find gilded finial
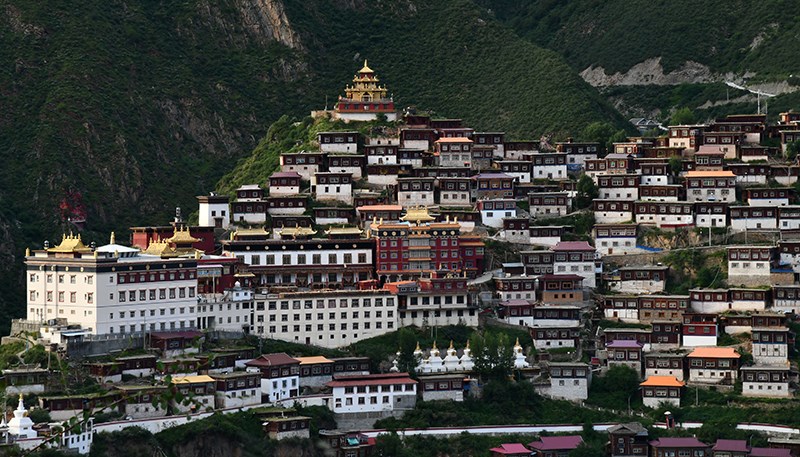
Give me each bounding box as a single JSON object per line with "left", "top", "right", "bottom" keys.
{"left": 465, "top": 340, "right": 470, "bottom": 349}
{"left": 25, "top": 247, "right": 30, "bottom": 257}
{"left": 449, "top": 340, "right": 454, "bottom": 350}
{"left": 110, "top": 231, "right": 116, "bottom": 244}
{"left": 415, "top": 342, "right": 420, "bottom": 352}
{"left": 515, "top": 337, "right": 520, "bottom": 346}
{"left": 432, "top": 341, "right": 437, "bottom": 350}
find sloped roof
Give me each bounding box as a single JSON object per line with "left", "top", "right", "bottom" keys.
{"left": 528, "top": 436, "right": 583, "bottom": 451}
{"left": 489, "top": 443, "right": 531, "bottom": 455}
{"left": 687, "top": 347, "right": 740, "bottom": 359}
{"left": 245, "top": 353, "right": 300, "bottom": 367}
{"left": 640, "top": 376, "right": 685, "bottom": 388}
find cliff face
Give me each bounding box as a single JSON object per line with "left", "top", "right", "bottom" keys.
{"left": 0, "top": 0, "right": 624, "bottom": 332}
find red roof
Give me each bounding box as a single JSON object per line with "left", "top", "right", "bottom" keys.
{"left": 750, "top": 448, "right": 792, "bottom": 457}
{"left": 529, "top": 436, "right": 583, "bottom": 451}
{"left": 537, "top": 274, "right": 584, "bottom": 281}
{"left": 327, "top": 372, "right": 416, "bottom": 388}
{"left": 713, "top": 440, "right": 749, "bottom": 453}
{"left": 490, "top": 443, "right": 531, "bottom": 455}
{"left": 245, "top": 353, "right": 300, "bottom": 367}
{"left": 270, "top": 171, "right": 302, "bottom": 179}
{"left": 651, "top": 438, "right": 708, "bottom": 448}
{"left": 552, "top": 241, "right": 595, "bottom": 251}
{"left": 607, "top": 340, "right": 643, "bottom": 349}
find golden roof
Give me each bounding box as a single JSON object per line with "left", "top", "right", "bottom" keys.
{"left": 277, "top": 226, "right": 317, "bottom": 237}
{"left": 166, "top": 226, "right": 200, "bottom": 245}
{"left": 48, "top": 233, "right": 92, "bottom": 254}
{"left": 325, "top": 226, "right": 363, "bottom": 235}
{"left": 234, "top": 227, "right": 271, "bottom": 237}
{"left": 143, "top": 239, "right": 176, "bottom": 257}
{"left": 359, "top": 59, "right": 374, "bottom": 73}
{"left": 401, "top": 206, "right": 435, "bottom": 223}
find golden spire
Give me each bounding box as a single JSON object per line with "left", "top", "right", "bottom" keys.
{"left": 25, "top": 247, "right": 30, "bottom": 257}
{"left": 465, "top": 340, "right": 470, "bottom": 349}
{"left": 110, "top": 231, "right": 116, "bottom": 244}
{"left": 360, "top": 59, "right": 373, "bottom": 73}
{"left": 432, "top": 341, "right": 437, "bottom": 350}
{"left": 514, "top": 337, "right": 521, "bottom": 347}
{"left": 449, "top": 340, "right": 454, "bottom": 350}
{"left": 415, "top": 342, "right": 420, "bottom": 352}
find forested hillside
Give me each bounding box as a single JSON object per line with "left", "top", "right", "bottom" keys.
{"left": 479, "top": 0, "right": 800, "bottom": 79}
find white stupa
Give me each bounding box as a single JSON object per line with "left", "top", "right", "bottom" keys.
{"left": 428, "top": 341, "right": 444, "bottom": 372}
{"left": 513, "top": 338, "right": 530, "bottom": 370}
{"left": 420, "top": 356, "right": 432, "bottom": 373}
{"left": 8, "top": 394, "right": 37, "bottom": 439}
{"left": 443, "top": 340, "right": 461, "bottom": 371}
{"left": 459, "top": 340, "right": 474, "bottom": 371}
{"left": 413, "top": 342, "right": 423, "bottom": 361}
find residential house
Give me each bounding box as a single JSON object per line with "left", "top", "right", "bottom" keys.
{"left": 640, "top": 376, "right": 684, "bottom": 408}
{"left": 687, "top": 347, "right": 740, "bottom": 385}
{"left": 245, "top": 353, "right": 301, "bottom": 403}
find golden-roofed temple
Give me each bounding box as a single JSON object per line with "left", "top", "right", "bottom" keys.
{"left": 400, "top": 206, "right": 436, "bottom": 223}
{"left": 276, "top": 225, "right": 317, "bottom": 240}
{"left": 47, "top": 233, "right": 93, "bottom": 255}
{"left": 332, "top": 60, "right": 397, "bottom": 122}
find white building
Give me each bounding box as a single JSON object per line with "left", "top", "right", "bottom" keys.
{"left": 197, "top": 194, "right": 230, "bottom": 229}
{"left": 435, "top": 137, "right": 474, "bottom": 167}
{"left": 593, "top": 224, "right": 639, "bottom": 256}
{"left": 252, "top": 289, "right": 398, "bottom": 348}
{"left": 543, "top": 363, "right": 591, "bottom": 402}
{"left": 478, "top": 199, "right": 517, "bottom": 228}
{"left": 328, "top": 373, "right": 417, "bottom": 414}
{"left": 729, "top": 206, "right": 777, "bottom": 233}
{"left": 397, "top": 177, "right": 435, "bottom": 208}
{"left": 318, "top": 131, "right": 360, "bottom": 153}
{"left": 245, "top": 353, "right": 300, "bottom": 403}
{"left": 593, "top": 200, "right": 634, "bottom": 224}
{"left": 597, "top": 175, "right": 640, "bottom": 200}
{"left": 741, "top": 365, "right": 791, "bottom": 398}
{"left": 211, "top": 371, "right": 262, "bottom": 409}
{"left": 170, "top": 375, "right": 216, "bottom": 413}
{"left": 280, "top": 151, "right": 326, "bottom": 181}
{"left": 685, "top": 170, "right": 736, "bottom": 203}
{"left": 727, "top": 246, "right": 774, "bottom": 287}
{"left": 25, "top": 234, "right": 199, "bottom": 336}
{"left": 314, "top": 172, "right": 353, "bottom": 205}
{"left": 552, "top": 241, "right": 596, "bottom": 288}
{"left": 438, "top": 177, "right": 472, "bottom": 207}
{"left": 751, "top": 327, "right": 790, "bottom": 365}
{"left": 687, "top": 347, "right": 740, "bottom": 385}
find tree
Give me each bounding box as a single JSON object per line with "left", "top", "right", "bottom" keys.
{"left": 581, "top": 121, "right": 629, "bottom": 156}
{"left": 669, "top": 156, "right": 683, "bottom": 177}
{"left": 587, "top": 365, "right": 641, "bottom": 410}
{"left": 570, "top": 443, "right": 607, "bottom": 457}
{"left": 28, "top": 408, "right": 51, "bottom": 424}
{"left": 670, "top": 107, "right": 696, "bottom": 126}
{"left": 396, "top": 327, "right": 419, "bottom": 375}
{"left": 575, "top": 174, "right": 598, "bottom": 210}
{"left": 471, "top": 331, "right": 514, "bottom": 382}
{"left": 786, "top": 140, "right": 800, "bottom": 162}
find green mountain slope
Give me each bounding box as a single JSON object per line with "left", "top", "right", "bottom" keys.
{"left": 479, "top": 0, "right": 800, "bottom": 78}
{"left": 0, "top": 0, "right": 624, "bottom": 332}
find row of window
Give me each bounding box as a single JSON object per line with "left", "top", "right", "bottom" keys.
{"left": 29, "top": 273, "right": 96, "bottom": 284}
{"left": 245, "top": 253, "right": 368, "bottom": 266}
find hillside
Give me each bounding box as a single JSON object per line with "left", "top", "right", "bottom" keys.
{"left": 0, "top": 0, "right": 625, "bottom": 331}
{"left": 479, "top": 0, "right": 800, "bottom": 81}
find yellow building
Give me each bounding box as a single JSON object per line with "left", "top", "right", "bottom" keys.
{"left": 333, "top": 60, "right": 397, "bottom": 122}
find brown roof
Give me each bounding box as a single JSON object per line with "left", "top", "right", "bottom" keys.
{"left": 245, "top": 353, "right": 300, "bottom": 367}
